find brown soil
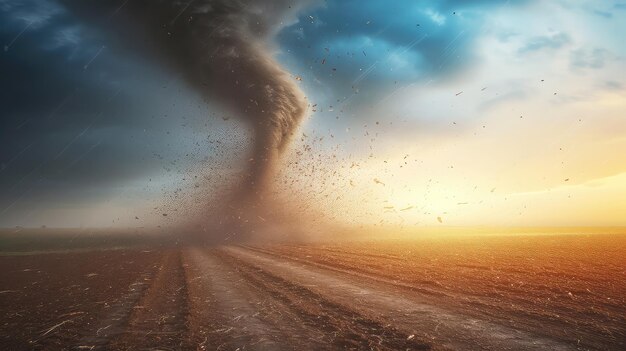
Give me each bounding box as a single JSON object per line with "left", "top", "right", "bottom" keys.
{"left": 0, "top": 234, "right": 623, "bottom": 350}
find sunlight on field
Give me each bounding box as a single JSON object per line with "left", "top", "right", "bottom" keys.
{"left": 328, "top": 225, "right": 626, "bottom": 243}
{"left": 260, "top": 233, "right": 626, "bottom": 349}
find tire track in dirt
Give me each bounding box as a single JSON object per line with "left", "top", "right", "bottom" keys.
{"left": 72, "top": 270, "right": 156, "bottom": 350}
{"left": 71, "top": 250, "right": 190, "bottom": 350}
{"left": 224, "top": 246, "right": 577, "bottom": 351}
{"left": 213, "top": 249, "right": 437, "bottom": 351}
{"left": 242, "top": 245, "right": 451, "bottom": 298}
{"left": 108, "top": 250, "right": 191, "bottom": 350}
{"left": 183, "top": 247, "right": 433, "bottom": 350}
{"left": 245, "top": 245, "right": 622, "bottom": 350}
{"left": 184, "top": 248, "right": 324, "bottom": 350}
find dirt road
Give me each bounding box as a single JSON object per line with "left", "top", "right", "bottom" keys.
{"left": 1, "top": 243, "right": 622, "bottom": 350}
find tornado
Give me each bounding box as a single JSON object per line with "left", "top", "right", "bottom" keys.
{"left": 147, "top": 0, "right": 309, "bottom": 197}
{"left": 177, "top": 1, "right": 308, "bottom": 192}
{"left": 143, "top": 0, "right": 312, "bottom": 236}
{"left": 61, "top": 0, "right": 311, "bottom": 236}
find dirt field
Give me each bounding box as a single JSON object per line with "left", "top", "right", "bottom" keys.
{"left": 0, "top": 233, "right": 624, "bottom": 350}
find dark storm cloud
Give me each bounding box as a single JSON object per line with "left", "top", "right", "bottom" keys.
{"left": 0, "top": 0, "right": 182, "bottom": 218}
{"left": 277, "top": 0, "right": 528, "bottom": 108}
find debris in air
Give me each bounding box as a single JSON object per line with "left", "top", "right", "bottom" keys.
{"left": 41, "top": 320, "right": 73, "bottom": 337}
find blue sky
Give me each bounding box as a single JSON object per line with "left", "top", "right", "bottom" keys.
{"left": 1, "top": 0, "right": 625, "bottom": 227}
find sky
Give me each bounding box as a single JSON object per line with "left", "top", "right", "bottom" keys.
{"left": 1, "top": 0, "right": 625, "bottom": 228}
